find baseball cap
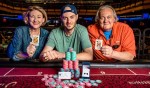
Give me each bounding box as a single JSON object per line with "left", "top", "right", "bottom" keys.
{"left": 61, "top": 4, "right": 77, "bottom": 15}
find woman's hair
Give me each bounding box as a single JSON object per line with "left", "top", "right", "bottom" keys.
{"left": 23, "top": 6, "right": 47, "bottom": 26}
{"left": 95, "top": 5, "right": 118, "bottom": 23}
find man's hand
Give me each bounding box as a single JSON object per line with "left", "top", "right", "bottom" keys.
{"left": 101, "top": 45, "right": 113, "bottom": 58}
{"left": 40, "top": 50, "right": 65, "bottom": 62}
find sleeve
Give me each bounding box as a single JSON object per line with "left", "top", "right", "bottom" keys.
{"left": 45, "top": 30, "right": 56, "bottom": 48}
{"left": 122, "top": 25, "right": 136, "bottom": 56}
{"left": 6, "top": 27, "right": 24, "bottom": 61}
{"left": 80, "top": 26, "right": 92, "bottom": 49}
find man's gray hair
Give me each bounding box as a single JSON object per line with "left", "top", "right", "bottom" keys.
{"left": 95, "top": 5, "right": 118, "bottom": 22}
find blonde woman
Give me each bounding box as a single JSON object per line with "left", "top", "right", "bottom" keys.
{"left": 7, "top": 6, "right": 49, "bottom": 61}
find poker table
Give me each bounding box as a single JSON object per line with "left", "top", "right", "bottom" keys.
{"left": 0, "top": 59, "right": 150, "bottom": 88}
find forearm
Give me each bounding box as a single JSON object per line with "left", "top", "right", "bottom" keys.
{"left": 111, "top": 51, "right": 134, "bottom": 61}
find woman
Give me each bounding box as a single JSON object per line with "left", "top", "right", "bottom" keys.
{"left": 7, "top": 6, "right": 49, "bottom": 61}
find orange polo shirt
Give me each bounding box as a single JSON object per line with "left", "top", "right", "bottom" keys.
{"left": 87, "top": 22, "right": 136, "bottom": 61}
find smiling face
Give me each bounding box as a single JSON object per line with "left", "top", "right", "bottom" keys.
{"left": 98, "top": 8, "right": 115, "bottom": 31}
{"left": 28, "top": 10, "right": 45, "bottom": 29}
{"left": 61, "top": 12, "right": 78, "bottom": 31}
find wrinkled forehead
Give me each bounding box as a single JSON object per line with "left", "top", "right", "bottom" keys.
{"left": 99, "top": 8, "right": 114, "bottom": 16}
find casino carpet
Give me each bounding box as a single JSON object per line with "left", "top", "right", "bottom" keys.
{"left": 0, "top": 68, "right": 149, "bottom": 88}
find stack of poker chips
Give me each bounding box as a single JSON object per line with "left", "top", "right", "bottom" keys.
{"left": 61, "top": 48, "right": 80, "bottom": 78}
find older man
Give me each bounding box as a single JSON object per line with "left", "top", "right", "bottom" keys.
{"left": 88, "top": 5, "right": 136, "bottom": 62}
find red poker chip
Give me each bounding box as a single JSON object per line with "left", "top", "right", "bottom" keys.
{"left": 86, "top": 82, "right": 92, "bottom": 87}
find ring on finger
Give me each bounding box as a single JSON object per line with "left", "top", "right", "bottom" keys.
{"left": 30, "top": 52, "right": 33, "bottom": 54}
{"left": 44, "top": 56, "right": 49, "bottom": 61}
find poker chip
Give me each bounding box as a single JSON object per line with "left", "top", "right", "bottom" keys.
{"left": 60, "top": 82, "right": 66, "bottom": 86}
{"left": 70, "top": 79, "right": 75, "bottom": 83}
{"left": 60, "top": 68, "right": 65, "bottom": 72}
{"left": 100, "top": 71, "right": 105, "bottom": 74}
{"left": 63, "top": 85, "right": 69, "bottom": 88}
{"left": 73, "top": 84, "right": 79, "bottom": 88}
{"left": 53, "top": 74, "right": 58, "bottom": 79}
{"left": 71, "top": 51, "right": 76, "bottom": 61}
{"left": 86, "top": 82, "right": 92, "bottom": 87}
{"left": 56, "top": 85, "right": 62, "bottom": 88}
{"left": 79, "top": 82, "right": 85, "bottom": 86}
{"left": 49, "top": 74, "right": 53, "bottom": 78}
{"left": 44, "top": 74, "right": 49, "bottom": 78}
{"left": 37, "top": 72, "right": 43, "bottom": 75}
{"left": 67, "top": 83, "right": 73, "bottom": 87}
{"left": 90, "top": 80, "right": 95, "bottom": 83}
{"left": 92, "top": 83, "right": 98, "bottom": 86}
{"left": 48, "top": 78, "right": 54, "bottom": 82}
{"left": 79, "top": 78, "right": 84, "bottom": 82}
{"left": 74, "top": 82, "right": 79, "bottom": 85}
{"left": 66, "top": 52, "right": 71, "bottom": 60}
{"left": 68, "top": 47, "right": 73, "bottom": 52}
{"left": 69, "top": 61, "right": 73, "bottom": 69}
{"left": 63, "top": 80, "right": 69, "bottom": 84}
{"left": 78, "top": 85, "right": 84, "bottom": 88}
{"left": 96, "top": 80, "right": 102, "bottom": 83}
{"left": 74, "top": 60, "right": 79, "bottom": 69}
{"left": 70, "top": 69, "right": 75, "bottom": 78}
{"left": 45, "top": 80, "right": 49, "bottom": 86}
{"left": 56, "top": 78, "right": 61, "bottom": 84}
{"left": 75, "top": 69, "right": 80, "bottom": 78}
{"left": 41, "top": 77, "right": 47, "bottom": 81}
{"left": 83, "top": 79, "right": 90, "bottom": 82}
{"left": 63, "top": 60, "right": 69, "bottom": 70}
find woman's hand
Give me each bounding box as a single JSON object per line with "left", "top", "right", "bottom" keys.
{"left": 27, "top": 42, "right": 36, "bottom": 57}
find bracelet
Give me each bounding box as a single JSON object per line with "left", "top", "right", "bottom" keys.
{"left": 12, "top": 55, "right": 23, "bottom": 61}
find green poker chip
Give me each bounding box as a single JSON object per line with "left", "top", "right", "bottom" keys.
{"left": 66, "top": 52, "right": 71, "bottom": 60}
{"left": 90, "top": 80, "right": 95, "bottom": 83}
{"left": 70, "top": 80, "right": 75, "bottom": 83}
{"left": 53, "top": 74, "right": 58, "bottom": 79}
{"left": 96, "top": 80, "right": 102, "bottom": 83}
{"left": 71, "top": 51, "right": 76, "bottom": 61}
{"left": 92, "top": 83, "right": 98, "bottom": 86}
{"left": 56, "top": 85, "right": 62, "bottom": 88}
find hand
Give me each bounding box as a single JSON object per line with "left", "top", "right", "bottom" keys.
{"left": 101, "top": 45, "right": 113, "bottom": 58}
{"left": 41, "top": 50, "right": 65, "bottom": 62}
{"left": 27, "top": 43, "right": 36, "bottom": 57}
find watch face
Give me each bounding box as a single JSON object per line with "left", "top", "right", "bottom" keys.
{"left": 112, "top": 45, "right": 119, "bottom": 49}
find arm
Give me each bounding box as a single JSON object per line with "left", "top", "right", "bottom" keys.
{"left": 101, "top": 45, "right": 134, "bottom": 61}
{"left": 40, "top": 46, "right": 93, "bottom": 62}
{"left": 101, "top": 24, "right": 136, "bottom": 61}
{"left": 77, "top": 25, "right": 93, "bottom": 61}
{"left": 39, "top": 46, "right": 53, "bottom": 62}
{"left": 7, "top": 27, "right": 29, "bottom": 61}
{"left": 111, "top": 51, "right": 134, "bottom": 61}
{"left": 39, "top": 45, "right": 65, "bottom": 62}
{"left": 77, "top": 47, "right": 93, "bottom": 61}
